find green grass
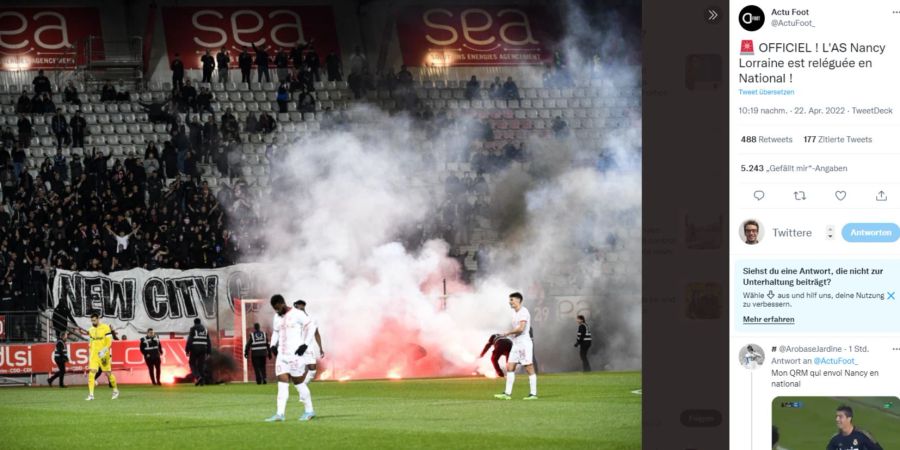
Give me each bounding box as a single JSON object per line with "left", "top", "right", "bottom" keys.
{"left": 773, "top": 396, "right": 900, "bottom": 450}
{"left": 0, "top": 372, "right": 640, "bottom": 450}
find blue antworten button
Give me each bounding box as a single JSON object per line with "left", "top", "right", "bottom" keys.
{"left": 842, "top": 223, "right": 900, "bottom": 242}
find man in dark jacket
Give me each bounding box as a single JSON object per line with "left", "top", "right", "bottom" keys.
{"left": 171, "top": 53, "right": 185, "bottom": 90}
{"left": 325, "top": 51, "right": 342, "bottom": 82}
{"left": 50, "top": 109, "right": 69, "bottom": 150}
{"left": 274, "top": 49, "right": 289, "bottom": 83}
{"left": 140, "top": 328, "right": 164, "bottom": 385}
{"left": 33, "top": 70, "right": 51, "bottom": 95}
{"left": 15, "top": 90, "right": 31, "bottom": 113}
{"left": 216, "top": 48, "right": 230, "bottom": 83}
{"left": 47, "top": 331, "right": 70, "bottom": 387}
{"left": 201, "top": 49, "right": 215, "bottom": 83}
{"left": 70, "top": 111, "right": 87, "bottom": 149}
{"left": 239, "top": 47, "right": 253, "bottom": 84}
{"left": 243, "top": 322, "right": 271, "bottom": 384}
{"left": 16, "top": 114, "right": 32, "bottom": 149}
{"left": 51, "top": 299, "right": 79, "bottom": 338}
{"left": 185, "top": 318, "right": 211, "bottom": 385}
{"left": 574, "top": 315, "right": 593, "bottom": 372}
{"left": 252, "top": 42, "right": 270, "bottom": 83}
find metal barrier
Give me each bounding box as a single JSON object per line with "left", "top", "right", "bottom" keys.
{"left": 81, "top": 36, "right": 144, "bottom": 70}
{"left": 0, "top": 311, "right": 49, "bottom": 343}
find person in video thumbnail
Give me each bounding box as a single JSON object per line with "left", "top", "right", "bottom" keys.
{"left": 743, "top": 220, "right": 759, "bottom": 245}
{"left": 827, "top": 405, "right": 883, "bottom": 450}
{"left": 741, "top": 344, "right": 763, "bottom": 369}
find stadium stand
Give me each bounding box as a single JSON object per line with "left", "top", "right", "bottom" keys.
{"left": 0, "top": 2, "right": 640, "bottom": 343}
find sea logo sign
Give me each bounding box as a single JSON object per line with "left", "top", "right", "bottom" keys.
{"left": 396, "top": 6, "right": 559, "bottom": 67}
{"left": 0, "top": 8, "right": 103, "bottom": 69}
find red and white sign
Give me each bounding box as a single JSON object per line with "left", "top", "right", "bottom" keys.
{"left": 0, "top": 337, "right": 240, "bottom": 383}
{"left": 0, "top": 340, "right": 182, "bottom": 376}
{"left": 0, "top": 8, "right": 103, "bottom": 70}
{"left": 161, "top": 6, "right": 341, "bottom": 69}
{"left": 0, "top": 315, "right": 5, "bottom": 339}
{"left": 396, "top": 6, "right": 558, "bottom": 67}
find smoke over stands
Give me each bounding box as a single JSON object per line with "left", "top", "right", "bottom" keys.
{"left": 232, "top": 2, "right": 640, "bottom": 379}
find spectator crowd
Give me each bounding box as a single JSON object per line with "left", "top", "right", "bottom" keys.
{"left": 2, "top": 42, "right": 570, "bottom": 322}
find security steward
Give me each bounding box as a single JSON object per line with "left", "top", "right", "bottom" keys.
{"left": 575, "top": 315, "right": 593, "bottom": 372}
{"left": 243, "top": 323, "right": 271, "bottom": 384}
{"left": 47, "top": 331, "right": 69, "bottom": 387}
{"left": 185, "top": 318, "right": 211, "bottom": 386}
{"left": 140, "top": 328, "right": 164, "bottom": 385}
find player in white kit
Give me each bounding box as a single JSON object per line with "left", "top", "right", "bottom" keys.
{"left": 742, "top": 344, "right": 763, "bottom": 369}
{"left": 494, "top": 292, "right": 538, "bottom": 400}
{"left": 293, "top": 300, "right": 324, "bottom": 407}
{"left": 265, "top": 295, "right": 318, "bottom": 422}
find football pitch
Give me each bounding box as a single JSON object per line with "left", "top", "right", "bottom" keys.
{"left": 0, "top": 371, "right": 640, "bottom": 449}
{"left": 772, "top": 396, "right": 900, "bottom": 450}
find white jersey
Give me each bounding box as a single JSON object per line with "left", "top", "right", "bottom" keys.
{"left": 743, "top": 350, "right": 762, "bottom": 368}
{"left": 510, "top": 306, "right": 532, "bottom": 345}
{"left": 298, "top": 310, "right": 320, "bottom": 363}
{"left": 270, "top": 307, "right": 314, "bottom": 355}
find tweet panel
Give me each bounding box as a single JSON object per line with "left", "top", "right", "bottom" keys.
{"left": 730, "top": 1, "right": 900, "bottom": 448}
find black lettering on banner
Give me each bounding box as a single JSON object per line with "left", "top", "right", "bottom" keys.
{"left": 194, "top": 276, "right": 218, "bottom": 318}
{"left": 57, "top": 274, "right": 77, "bottom": 314}
{"left": 227, "top": 271, "right": 249, "bottom": 307}
{"left": 143, "top": 278, "right": 169, "bottom": 320}
{"left": 82, "top": 277, "right": 104, "bottom": 315}
{"left": 107, "top": 278, "right": 136, "bottom": 320}
{"left": 173, "top": 278, "right": 198, "bottom": 318}
{"left": 101, "top": 278, "right": 112, "bottom": 316}
{"left": 165, "top": 279, "right": 182, "bottom": 318}
{"left": 73, "top": 273, "right": 84, "bottom": 315}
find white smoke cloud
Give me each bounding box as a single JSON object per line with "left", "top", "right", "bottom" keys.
{"left": 234, "top": 1, "right": 641, "bottom": 377}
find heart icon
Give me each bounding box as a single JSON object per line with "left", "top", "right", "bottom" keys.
{"left": 835, "top": 191, "right": 847, "bottom": 201}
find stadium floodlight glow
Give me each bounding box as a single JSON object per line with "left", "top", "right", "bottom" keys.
{"left": 3, "top": 60, "right": 31, "bottom": 71}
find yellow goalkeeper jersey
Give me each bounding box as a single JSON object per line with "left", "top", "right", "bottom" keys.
{"left": 89, "top": 323, "right": 113, "bottom": 356}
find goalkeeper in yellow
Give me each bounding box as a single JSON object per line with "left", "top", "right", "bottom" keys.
{"left": 87, "top": 312, "right": 119, "bottom": 400}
